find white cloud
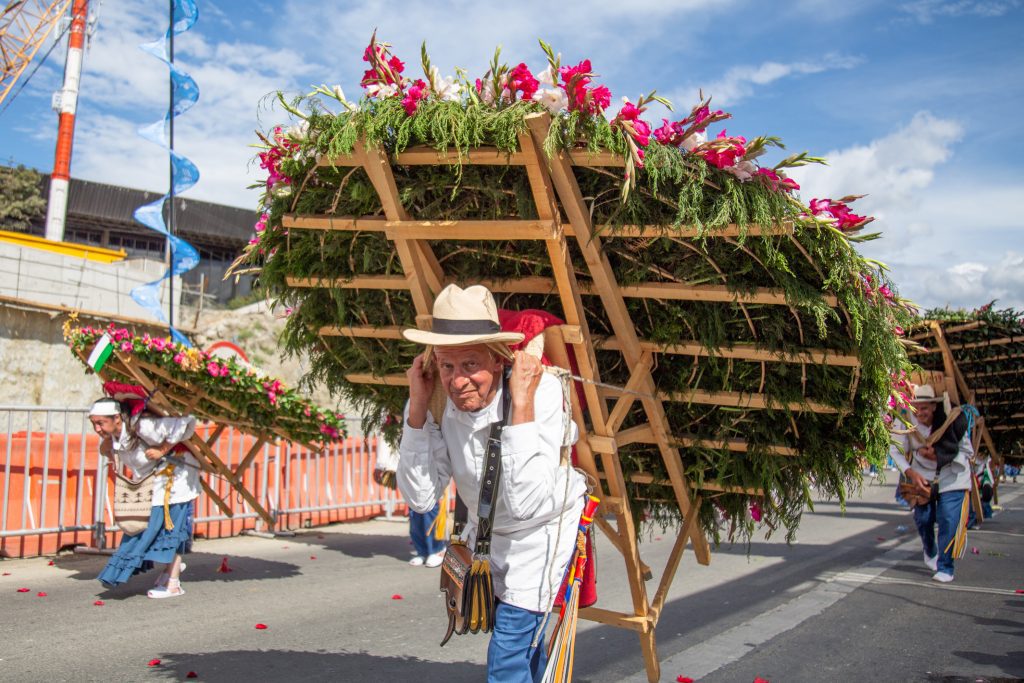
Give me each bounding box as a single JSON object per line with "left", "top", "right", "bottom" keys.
{"left": 789, "top": 111, "right": 964, "bottom": 219}
{"left": 693, "top": 53, "right": 863, "bottom": 106}
{"left": 899, "top": 0, "right": 1020, "bottom": 23}
{"left": 788, "top": 113, "right": 1024, "bottom": 310}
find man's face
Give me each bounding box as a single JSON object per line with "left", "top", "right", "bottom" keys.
{"left": 912, "top": 401, "right": 936, "bottom": 426}
{"left": 89, "top": 414, "right": 121, "bottom": 438}
{"left": 433, "top": 345, "right": 503, "bottom": 413}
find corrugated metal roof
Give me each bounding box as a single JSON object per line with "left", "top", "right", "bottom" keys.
{"left": 43, "top": 175, "right": 255, "bottom": 245}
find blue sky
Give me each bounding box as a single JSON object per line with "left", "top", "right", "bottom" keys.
{"left": 1, "top": 0, "right": 1021, "bottom": 309}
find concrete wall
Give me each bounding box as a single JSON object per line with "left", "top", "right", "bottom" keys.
{"left": 0, "top": 241, "right": 181, "bottom": 319}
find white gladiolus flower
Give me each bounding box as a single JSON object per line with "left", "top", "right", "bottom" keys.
{"left": 681, "top": 131, "right": 707, "bottom": 152}
{"left": 536, "top": 64, "right": 558, "bottom": 87}
{"left": 533, "top": 87, "right": 568, "bottom": 114}
{"left": 286, "top": 120, "right": 309, "bottom": 142}
{"left": 332, "top": 85, "right": 346, "bottom": 101}
{"left": 430, "top": 66, "right": 462, "bottom": 101}
{"left": 723, "top": 159, "right": 756, "bottom": 181}
{"left": 366, "top": 83, "right": 399, "bottom": 98}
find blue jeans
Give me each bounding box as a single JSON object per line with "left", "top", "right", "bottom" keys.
{"left": 486, "top": 601, "right": 547, "bottom": 683}
{"left": 913, "top": 489, "right": 966, "bottom": 576}
{"left": 409, "top": 503, "right": 445, "bottom": 558}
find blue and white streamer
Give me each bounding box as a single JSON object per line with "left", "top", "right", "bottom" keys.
{"left": 130, "top": 0, "right": 201, "bottom": 346}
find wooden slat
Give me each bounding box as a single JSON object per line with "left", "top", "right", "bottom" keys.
{"left": 286, "top": 275, "right": 409, "bottom": 290}
{"left": 394, "top": 145, "right": 525, "bottom": 166}
{"left": 597, "top": 337, "right": 860, "bottom": 367}
{"left": 318, "top": 325, "right": 404, "bottom": 339}
{"left": 619, "top": 282, "right": 839, "bottom": 307}
{"left": 596, "top": 384, "right": 843, "bottom": 414}
{"left": 608, "top": 428, "right": 799, "bottom": 457}
{"left": 281, "top": 215, "right": 388, "bottom": 231}
{"left": 576, "top": 607, "right": 650, "bottom": 632}
{"left": 627, "top": 473, "right": 766, "bottom": 496}
{"left": 345, "top": 373, "right": 409, "bottom": 386}
{"left": 567, "top": 150, "right": 627, "bottom": 168}
{"left": 910, "top": 320, "right": 984, "bottom": 340}
{"left": 911, "top": 335, "right": 1023, "bottom": 355}
{"left": 282, "top": 212, "right": 793, "bottom": 240}
{"left": 385, "top": 219, "right": 558, "bottom": 241}
{"left": 648, "top": 495, "right": 701, "bottom": 624}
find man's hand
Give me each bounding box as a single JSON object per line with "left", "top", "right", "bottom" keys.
{"left": 144, "top": 444, "right": 169, "bottom": 461}
{"left": 905, "top": 467, "right": 929, "bottom": 490}
{"left": 508, "top": 350, "right": 542, "bottom": 425}
{"left": 406, "top": 353, "right": 435, "bottom": 429}
{"left": 917, "top": 444, "right": 937, "bottom": 461}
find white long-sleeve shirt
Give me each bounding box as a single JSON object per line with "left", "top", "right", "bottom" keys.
{"left": 113, "top": 416, "right": 200, "bottom": 506}
{"left": 889, "top": 413, "right": 973, "bottom": 493}
{"left": 398, "top": 372, "right": 587, "bottom": 612}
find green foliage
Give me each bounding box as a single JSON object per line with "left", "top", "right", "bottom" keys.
{"left": 0, "top": 164, "right": 46, "bottom": 231}
{"left": 236, "top": 93, "right": 915, "bottom": 544}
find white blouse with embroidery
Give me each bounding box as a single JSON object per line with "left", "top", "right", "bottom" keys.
{"left": 112, "top": 416, "right": 200, "bottom": 506}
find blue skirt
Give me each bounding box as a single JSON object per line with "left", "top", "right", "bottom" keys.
{"left": 97, "top": 502, "right": 194, "bottom": 588}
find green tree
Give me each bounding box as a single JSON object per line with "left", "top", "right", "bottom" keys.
{"left": 0, "top": 164, "right": 46, "bottom": 231}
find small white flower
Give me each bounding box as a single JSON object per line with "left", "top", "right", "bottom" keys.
{"left": 536, "top": 62, "right": 559, "bottom": 87}
{"left": 681, "top": 131, "right": 706, "bottom": 152}
{"left": 332, "top": 85, "right": 346, "bottom": 101}
{"left": 286, "top": 120, "right": 309, "bottom": 142}
{"left": 533, "top": 87, "right": 568, "bottom": 114}
{"left": 723, "top": 159, "right": 756, "bottom": 182}
{"left": 430, "top": 66, "right": 462, "bottom": 102}
{"left": 366, "top": 82, "right": 399, "bottom": 98}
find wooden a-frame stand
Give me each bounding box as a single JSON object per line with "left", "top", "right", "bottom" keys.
{"left": 910, "top": 321, "right": 1006, "bottom": 513}
{"left": 75, "top": 346, "right": 283, "bottom": 529}
{"left": 285, "top": 112, "right": 864, "bottom": 681}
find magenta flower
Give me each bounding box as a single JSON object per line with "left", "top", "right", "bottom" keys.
{"left": 506, "top": 63, "right": 539, "bottom": 102}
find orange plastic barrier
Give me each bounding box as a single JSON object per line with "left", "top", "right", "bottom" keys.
{"left": 1, "top": 427, "right": 402, "bottom": 559}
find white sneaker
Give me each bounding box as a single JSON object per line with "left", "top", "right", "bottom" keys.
{"left": 932, "top": 571, "right": 954, "bottom": 583}
{"left": 408, "top": 556, "right": 425, "bottom": 566}
{"left": 923, "top": 551, "right": 938, "bottom": 571}
{"left": 424, "top": 551, "right": 445, "bottom": 568}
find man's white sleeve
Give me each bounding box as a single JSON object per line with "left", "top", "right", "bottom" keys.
{"left": 889, "top": 430, "right": 911, "bottom": 474}
{"left": 500, "top": 374, "right": 579, "bottom": 521}
{"left": 397, "top": 402, "right": 451, "bottom": 513}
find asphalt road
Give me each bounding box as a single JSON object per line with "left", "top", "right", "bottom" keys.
{"left": 2, "top": 479, "right": 1021, "bottom": 683}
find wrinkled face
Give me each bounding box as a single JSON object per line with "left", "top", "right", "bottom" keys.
{"left": 912, "top": 401, "right": 936, "bottom": 426}
{"left": 89, "top": 414, "right": 122, "bottom": 438}
{"left": 433, "top": 345, "right": 503, "bottom": 413}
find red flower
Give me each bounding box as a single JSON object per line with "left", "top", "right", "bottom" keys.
{"left": 255, "top": 623, "right": 268, "bottom": 630}
{"left": 37, "top": 592, "right": 47, "bottom": 597}
{"left": 507, "top": 63, "right": 539, "bottom": 101}
{"left": 676, "top": 677, "right": 695, "bottom": 682}
{"left": 753, "top": 678, "right": 770, "bottom": 683}
{"left": 94, "top": 600, "right": 105, "bottom": 606}
{"left": 187, "top": 673, "right": 199, "bottom": 679}
{"left": 217, "top": 557, "right": 233, "bottom": 573}
{"left": 310, "top": 556, "right": 317, "bottom": 560}
{"left": 401, "top": 79, "right": 429, "bottom": 115}
{"left": 148, "top": 659, "right": 162, "bottom": 667}
{"left": 48, "top": 560, "right": 55, "bottom": 566}
{"left": 17, "top": 587, "right": 30, "bottom": 592}
{"left": 391, "top": 594, "right": 403, "bottom": 600}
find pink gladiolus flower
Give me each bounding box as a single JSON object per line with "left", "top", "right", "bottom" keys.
{"left": 401, "top": 79, "right": 429, "bottom": 115}
{"left": 654, "top": 119, "right": 675, "bottom": 146}
{"left": 750, "top": 501, "right": 763, "bottom": 522}
{"left": 206, "top": 361, "right": 222, "bottom": 377}
{"left": 506, "top": 63, "right": 538, "bottom": 102}
{"left": 120, "top": 341, "right": 132, "bottom": 352}
{"left": 756, "top": 167, "right": 800, "bottom": 193}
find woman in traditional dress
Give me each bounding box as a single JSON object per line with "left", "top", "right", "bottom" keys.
{"left": 88, "top": 396, "right": 199, "bottom": 598}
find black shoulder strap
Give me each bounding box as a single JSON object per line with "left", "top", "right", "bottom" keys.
{"left": 450, "top": 368, "right": 512, "bottom": 553}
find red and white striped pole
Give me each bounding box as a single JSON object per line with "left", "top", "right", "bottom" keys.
{"left": 44, "top": 0, "right": 89, "bottom": 243}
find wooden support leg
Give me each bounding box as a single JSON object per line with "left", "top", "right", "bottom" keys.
{"left": 639, "top": 629, "right": 661, "bottom": 683}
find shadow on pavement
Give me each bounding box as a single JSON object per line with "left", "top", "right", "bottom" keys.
{"left": 281, "top": 529, "right": 416, "bottom": 562}
{"left": 152, "top": 649, "right": 486, "bottom": 683}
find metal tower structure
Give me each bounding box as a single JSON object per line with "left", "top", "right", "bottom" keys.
{"left": 0, "top": 0, "right": 71, "bottom": 108}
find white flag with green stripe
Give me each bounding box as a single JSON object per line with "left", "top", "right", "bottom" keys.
{"left": 87, "top": 333, "right": 114, "bottom": 373}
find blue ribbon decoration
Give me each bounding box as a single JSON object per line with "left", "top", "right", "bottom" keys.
{"left": 130, "top": 0, "right": 201, "bottom": 347}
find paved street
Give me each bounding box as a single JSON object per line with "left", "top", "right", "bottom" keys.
{"left": 2, "top": 479, "right": 1021, "bottom": 682}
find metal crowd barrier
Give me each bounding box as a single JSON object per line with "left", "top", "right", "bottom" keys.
{"left": 0, "top": 405, "right": 403, "bottom": 558}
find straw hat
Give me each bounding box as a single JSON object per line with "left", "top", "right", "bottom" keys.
{"left": 910, "top": 383, "right": 943, "bottom": 403}
{"left": 403, "top": 284, "right": 525, "bottom": 347}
